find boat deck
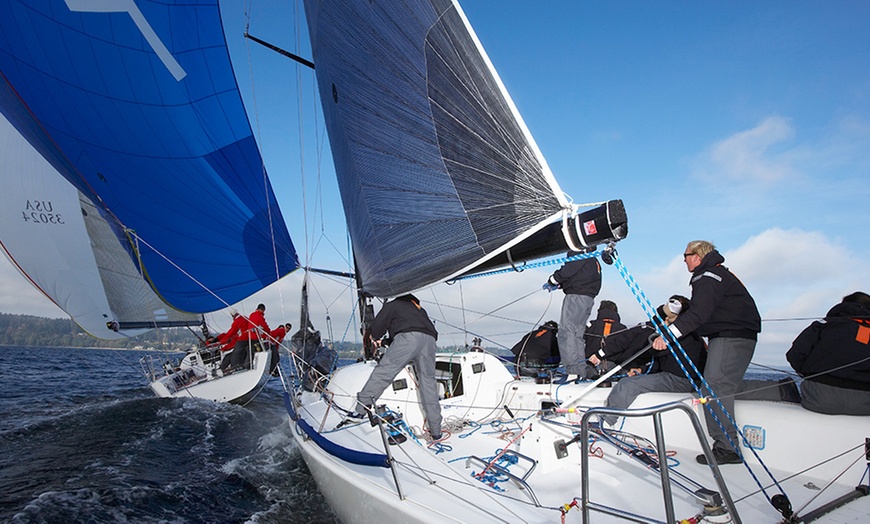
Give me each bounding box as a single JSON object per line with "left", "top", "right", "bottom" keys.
{"left": 290, "top": 353, "right": 870, "bottom": 523}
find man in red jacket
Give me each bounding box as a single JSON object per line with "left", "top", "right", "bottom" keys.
{"left": 226, "top": 304, "right": 271, "bottom": 373}
{"left": 216, "top": 308, "right": 244, "bottom": 372}
{"left": 267, "top": 322, "right": 292, "bottom": 376}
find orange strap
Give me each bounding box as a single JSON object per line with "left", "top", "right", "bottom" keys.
{"left": 535, "top": 329, "right": 547, "bottom": 338}
{"left": 855, "top": 319, "right": 870, "bottom": 344}
{"left": 603, "top": 320, "right": 613, "bottom": 337}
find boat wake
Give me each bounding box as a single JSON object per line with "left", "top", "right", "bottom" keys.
{"left": 1, "top": 387, "right": 336, "bottom": 523}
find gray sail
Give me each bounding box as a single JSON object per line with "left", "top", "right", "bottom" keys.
{"left": 303, "top": 0, "right": 625, "bottom": 297}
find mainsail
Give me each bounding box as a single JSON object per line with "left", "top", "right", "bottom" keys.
{"left": 0, "top": 0, "right": 298, "bottom": 313}
{"left": 303, "top": 0, "right": 625, "bottom": 298}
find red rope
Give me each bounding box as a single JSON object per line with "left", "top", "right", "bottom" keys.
{"left": 475, "top": 424, "right": 531, "bottom": 479}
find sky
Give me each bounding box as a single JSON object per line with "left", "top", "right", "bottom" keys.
{"left": 1, "top": 1, "right": 868, "bottom": 368}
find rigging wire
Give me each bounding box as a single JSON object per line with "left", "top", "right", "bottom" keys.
{"left": 609, "top": 251, "right": 793, "bottom": 516}
{"left": 242, "top": 0, "right": 286, "bottom": 296}
{"left": 733, "top": 443, "right": 866, "bottom": 504}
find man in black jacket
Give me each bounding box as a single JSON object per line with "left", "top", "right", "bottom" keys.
{"left": 653, "top": 241, "right": 761, "bottom": 465}
{"left": 544, "top": 247, "right": 601, "bottom": 382}
{"left": 355, "top": 294, "right": 443, "bottom": 439}
{"left": 786, "top": 292, "right": 870, "bottom": 415}
{"left": 511, "top": 321, "right": 559, "bottom": 377}
{"left": 602, "top": 296, "right": 707, "bottom": 426}
{"left": 585, "top": 300, "right": 628, "bottom": 374}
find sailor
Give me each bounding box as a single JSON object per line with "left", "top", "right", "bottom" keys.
{"left": 268, "top": 323, "right": 292, "bottom": 377}
{"left": 543, "top": 246, "right": 602, "bottom": 383}
{"left": 291, "top": 326, "right": 337, "bottom": 391}
{"left": 216, "top": 308, "right": 244, "bottom": 371}
{"left": 601, "top": 296, "right": 707, "bottom": 426}
{"left": 584, "top": 300, "right": 628, "bottom": 374}
{"left": 228, "top": 303, "right": 270, "bottom": 372}
{"left": 511, "top": 320, "right": 559, "bottom": 377}
{"left": 355, "top": 294, "right": 443, "bottom": 440}
{"left": 653, "top": 241, "right": 761, "bottom": 465}
{"left": 786, "top": 291, "right": 870, "bottom": 415}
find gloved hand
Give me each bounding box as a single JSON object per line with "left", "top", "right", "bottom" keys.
{"left": 542, "top": 282, "right": 559, "bottom": 292}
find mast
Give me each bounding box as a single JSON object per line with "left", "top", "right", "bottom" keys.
{"left": 355, "top": 260, "right": 376, "bottom": 361}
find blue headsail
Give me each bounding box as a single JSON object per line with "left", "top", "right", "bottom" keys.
{"left": 0, "top": 0, "right": 298, "bottom": 312}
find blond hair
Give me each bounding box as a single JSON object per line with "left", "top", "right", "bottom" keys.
{"left": 685, "top": 240, "right": 715, "bottom": 259}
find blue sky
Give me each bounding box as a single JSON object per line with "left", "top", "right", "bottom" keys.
{"left": 2, "top": 1, "right": 868, "bottom": 367}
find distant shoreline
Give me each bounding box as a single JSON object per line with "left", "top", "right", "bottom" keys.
{"left": 0, "top": 344, "right": 184, "bottom": 352}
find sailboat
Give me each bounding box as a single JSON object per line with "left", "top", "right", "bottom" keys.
{"left": 0, "top": 0, "right": 298, "bottom": 403}
{"left": 279, "top": 1, "right": 870, "bottom": 522}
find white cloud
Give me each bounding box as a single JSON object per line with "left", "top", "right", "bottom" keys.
{"left": 404, "top": 227, "right": 868, "bottom": 369}
{"left": 5, "top": 224, "right": 866, "bottom": 373}
{"left": 802, "top": 115, "right": 870, "bottom": 175}
{"left": 723, "top": 228, "right": 868, "bottom": 366}
{"left": 610, "top": 228, "right": 868, "bottom": 367}
{"left": 691, "top": 116, "right": 797, "bottom": 185}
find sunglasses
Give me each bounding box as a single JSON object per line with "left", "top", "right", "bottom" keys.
{"left": 683, "top": 252, "right": 695, "bottom": 259}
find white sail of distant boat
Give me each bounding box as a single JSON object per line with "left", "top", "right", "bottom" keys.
{"left": 278, "top": 1, "right": 870, "bottom": 523}
{"left": 0, "top": 0, "right": 297, "bottom": 402}
{"left": 0, "top": 109, "right": 198, "bottom": 340}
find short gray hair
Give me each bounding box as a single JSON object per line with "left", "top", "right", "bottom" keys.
{"left": 685, "top": 240, "right": 715, "bottom": 259}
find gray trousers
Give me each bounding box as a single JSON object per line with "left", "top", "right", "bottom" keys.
{"left": 356, "top": 332, "right": 443, "bottom": 434}
{"left": 702, "top": 337, "right": 755, "bottom": 452}
{"left": 603, "top": 372, "right": 696, "bottom": 426}
{"left": 221, "top": 339, "right": 258, "bottom": 371}
{"left": 800, "top": 380, "right": 870, "bottom": 415}
{"left": 558, "top": 294, "right": 594, "bottom": 375}
{"left": 736, "top": 378, "right": 800, "bottom": 402}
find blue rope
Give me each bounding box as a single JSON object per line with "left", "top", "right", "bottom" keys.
{"left": 378, "top": 408, "right": 422, "bottom": 445}
{"left": 430, "top": 441, "right": 453, "bottom": 454}
{"left": 467, "top": 449, "right": 521, "bottom": 491}
{"left": 453, "top": 250, "right": 603, "bottom": 282}
{"left": 459, "top": 420, "right": 483, "bottom": 438}
{"left": 611, "top": 252, "right": 788, "bottom": 503}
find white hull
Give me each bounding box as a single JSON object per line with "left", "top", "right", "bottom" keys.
{"left": 148, "top": 349, "right": 271, "bottom": 404}
{"left": 288, "top": 351, "right": 870, "bottom": 523}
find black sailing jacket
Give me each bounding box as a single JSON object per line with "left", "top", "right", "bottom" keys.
{"left": 787, "top": 301, "right": 870, "bottom": 391}
{"left": 671, "top": 250, "right": 761, "bottom": 340}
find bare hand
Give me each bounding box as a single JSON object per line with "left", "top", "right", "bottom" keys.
{"left": 589, "top": 354, "right": 601, "bottom": 366}
{"left": 652, "top": 336, "right": 667, "bottom": 351}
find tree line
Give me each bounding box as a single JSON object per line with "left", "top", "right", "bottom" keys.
{"left": 0, "top": 313, "right": 492, "bottom": 359}
{"left": 0, "top": 313, "right": 369, "bottom": 356}
{"left": 0, "top": 313, "right": 200, "bottom": 350}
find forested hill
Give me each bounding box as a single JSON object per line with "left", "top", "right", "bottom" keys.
{"left": 0, "top": 313, "right": 200, "bottom": 350}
